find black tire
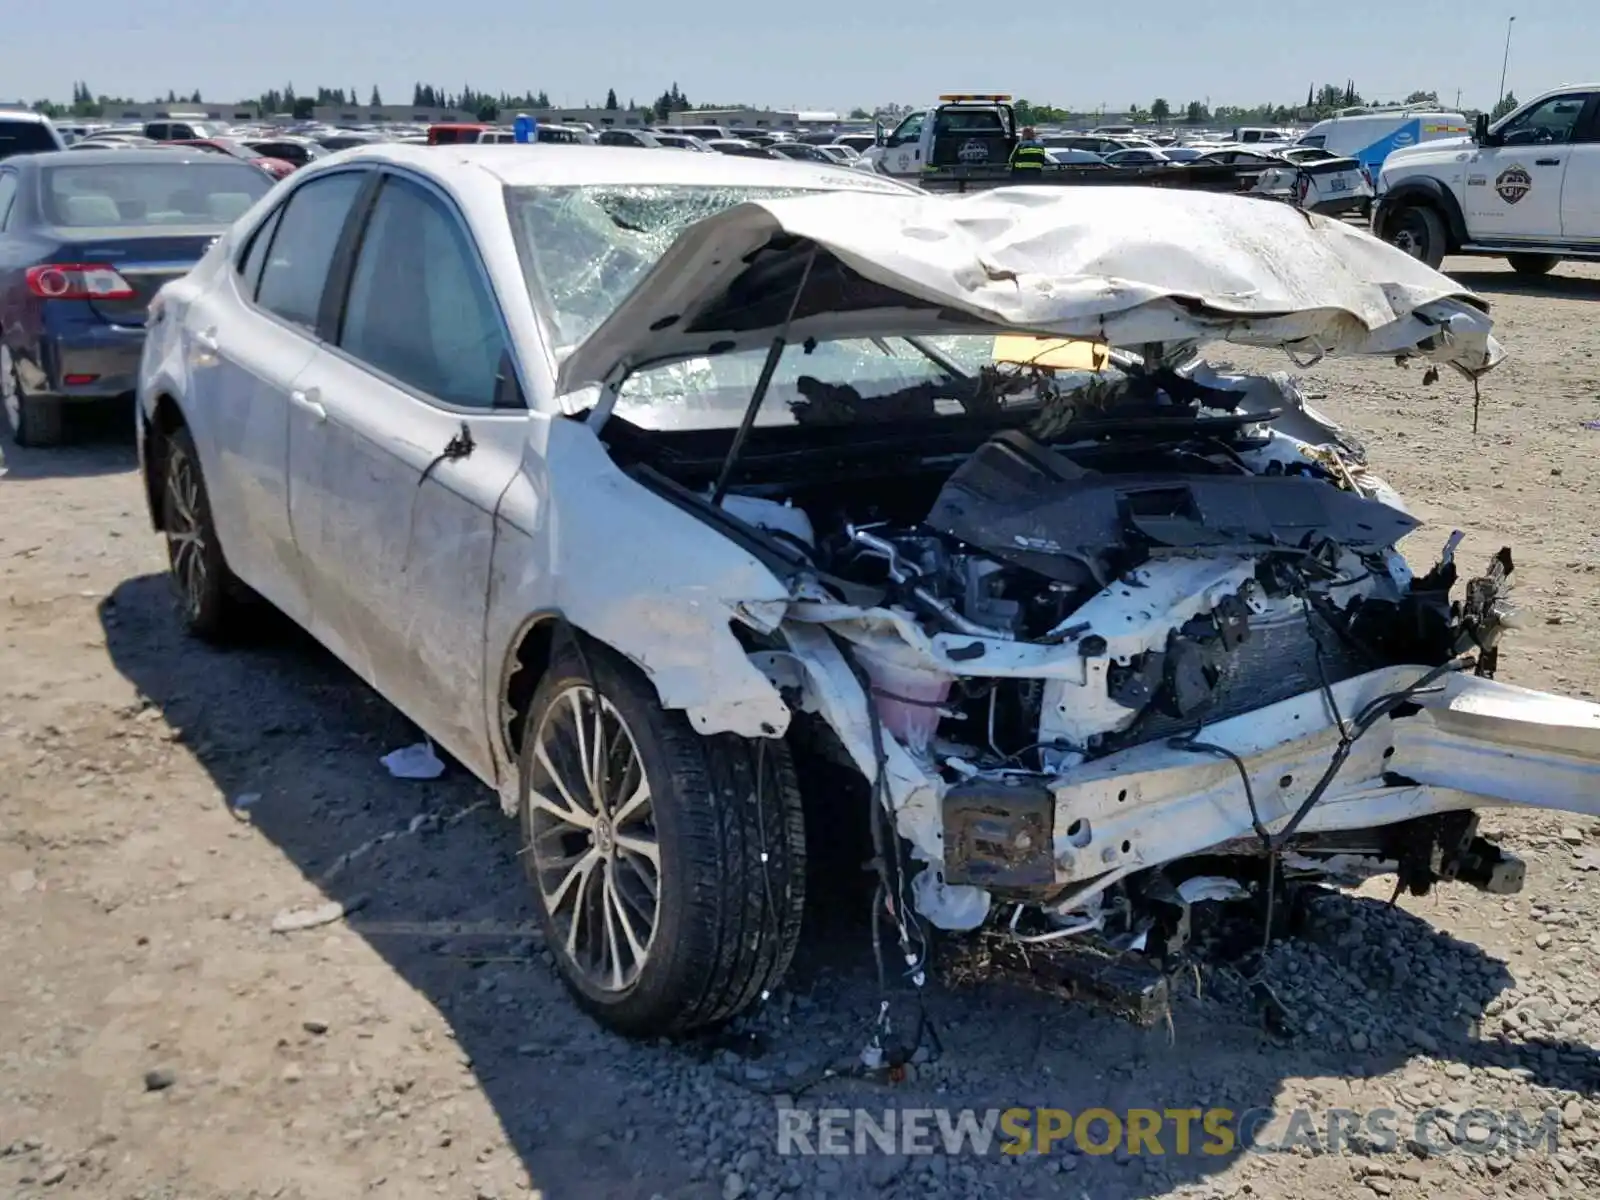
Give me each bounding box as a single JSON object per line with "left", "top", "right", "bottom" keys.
{"left": 1507, "top": 253, "right": 1560, "bottom": 277}
{"left": 160, "top": 425, "right": 248, "bottom": 642}
{"left": 1, "top": 346, "right": 65, "bottom": 448}
{"left": 518, "top": 641, "right": 806, "bottom": 1037}
{"left": 1386, "top": 203, "right": 1447, "bottom": 269}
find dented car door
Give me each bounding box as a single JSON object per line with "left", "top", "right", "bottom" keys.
{"left": 284, "top": 170, "right": 525, "bottom": 780}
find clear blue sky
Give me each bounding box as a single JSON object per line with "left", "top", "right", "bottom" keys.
{"left": 7, "top": 0, "right": 1583, "bottom": 112}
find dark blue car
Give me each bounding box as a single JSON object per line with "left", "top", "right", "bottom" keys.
{"left": 0, "top": 148, "right": 274, "bottom": 445}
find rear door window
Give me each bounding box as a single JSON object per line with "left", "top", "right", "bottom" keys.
{"left": 254, "top": 172, "right": 367, "bottom": 331}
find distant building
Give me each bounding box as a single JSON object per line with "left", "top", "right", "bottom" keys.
{"left": 656, "top": 108, "right": 842, "bottom": 130}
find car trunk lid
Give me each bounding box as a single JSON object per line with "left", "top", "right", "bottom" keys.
{"left": 50, "top": 229, "right": 221, "bottom": 326}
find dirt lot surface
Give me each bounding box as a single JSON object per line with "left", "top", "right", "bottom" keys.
{"left": 4, "top": 257, "right": 1600, "bottom": 1200}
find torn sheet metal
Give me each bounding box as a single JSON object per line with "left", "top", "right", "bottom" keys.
{"left": 557, "top": 186, "right": 1504, "bottom": 395}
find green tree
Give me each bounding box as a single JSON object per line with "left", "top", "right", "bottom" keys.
{"left": 604, "top": 88, "right": 618, "bottom": 110}
{"left": 1405, "top": 89, "right": 1438, "bottom": 104}
{"left": 1491, "top": 91, "right": 1518, "bottom": 120}
{"left": 1150, "top": 98, "right": 1170, "bottom": 125}
{"left": 292, "top": 96, "right": 315, "bottom": 120}
{"left": 1184, "top": 100, "right": 1208, "bottom": 124}
{"left": 370, "top": 85, "right": 382, "bottom": 106}
{"left": 849, "top": 106, "right": 871, "bottom": 119}
{"left": 652, "top": 83, "right": 689, "bottom": 121}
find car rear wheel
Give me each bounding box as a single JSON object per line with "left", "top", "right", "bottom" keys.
{"left": 1386, "top": 203, "right": 1447, "bottom": 269}
{"left": 161, "top": 426, "right": 248, "bottom": 641}
{"left": 1507, "top": 253, "right": 1560, "bottom": 277}
{"left": 1, "top": 346, "right": 65, "bottom": 448}
{"left": 518, "top": 642, "right": 806, "bottom": 1037}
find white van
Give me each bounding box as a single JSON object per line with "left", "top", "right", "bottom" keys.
{"left": 1294, "top": 106, "right": 1470, "bottom": 176}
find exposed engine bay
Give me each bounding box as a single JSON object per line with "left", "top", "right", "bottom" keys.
{"left": 607, "top": 346, "right": 1544, "bottom": 1024}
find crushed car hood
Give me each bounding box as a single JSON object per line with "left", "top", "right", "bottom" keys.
{"left": 557, "top": 185, "right": 1502, "bottom": 397}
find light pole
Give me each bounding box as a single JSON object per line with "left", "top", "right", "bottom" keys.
{"left": 1497, "top": 16, "right": 1516, "bottom": 110}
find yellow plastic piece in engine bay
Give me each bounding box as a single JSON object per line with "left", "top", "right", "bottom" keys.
{"left": 990, "top": 335, "right": 1109, "bottom": 372}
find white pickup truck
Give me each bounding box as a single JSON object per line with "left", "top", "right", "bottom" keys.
{"left": 1372, "top": 84, "right": 1600, "bottom": 275}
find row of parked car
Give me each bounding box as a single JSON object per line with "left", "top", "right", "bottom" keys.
{"left": 1025, "top": 133, "right": 1375, "bottom": 217}
{"left": 2, "top": 109, "right": 346, "bottom": 178}
{"left": 590, "top": 125, "right": 870, "bottom": 165}
{"left": 424, "top": 118, "right": 879, "bottom": 166}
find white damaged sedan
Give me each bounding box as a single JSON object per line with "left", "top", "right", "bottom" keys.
{"left": 137, "top": 145, "right": 1600, "bottom": 1036}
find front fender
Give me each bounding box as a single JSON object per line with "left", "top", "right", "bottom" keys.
{"left": 484, "top": 414, "right": 795, "bottom": 803}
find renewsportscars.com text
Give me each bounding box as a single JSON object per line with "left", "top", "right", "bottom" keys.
{"left": 776, "top": 1105, "right": 1563, "bottom": 1158}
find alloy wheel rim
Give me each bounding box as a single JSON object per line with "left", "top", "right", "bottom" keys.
{"left": 165, "top": 449, "right": 208, "bottom": 619}
{"left": 527, "top": 684, "right": 660, "bottom": 993}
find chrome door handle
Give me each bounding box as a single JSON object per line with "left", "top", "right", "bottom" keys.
{"left": 194, "top": 327, "right": 220, "bottom": 351}
{"left": 1535, "top": 158, "right": 1563, "bottom": 166}
{"left": 290, "top": 387, "right": 326, "bottom": 421}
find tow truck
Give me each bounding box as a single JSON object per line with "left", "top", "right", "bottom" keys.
{"left": 862, "top": 95, "right": 1293, "bottom": 196}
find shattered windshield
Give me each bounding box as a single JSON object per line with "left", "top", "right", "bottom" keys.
{"left": 506, "top": 183, "right": 817, "bottom": 353}
{"left": 503, "top": 182, "right": 1109, "bottom": 431}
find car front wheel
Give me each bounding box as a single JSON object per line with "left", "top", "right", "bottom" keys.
{"left": 518, "top": 642, "right": 806, "bottom": 1037}
{"left": 1386, "top": 203, "right": 1447, "bottom": 269}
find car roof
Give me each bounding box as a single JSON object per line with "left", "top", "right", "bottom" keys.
{"left": 323, "top": 142, "right": 923, "bottom": 192}
{"left": 0, "top": 110, "right": 53, "bottom": 125}
{"left": 11, "top": 148, "right": 251, "bottom": 168}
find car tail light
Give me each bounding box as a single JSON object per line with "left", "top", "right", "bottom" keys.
{"left": 25, "top": 263, "right": 136, "bottom": 301}
{"left": 1360, "top": 166, "right": 1373, "bottom": 188}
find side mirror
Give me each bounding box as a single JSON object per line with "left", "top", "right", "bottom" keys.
{"left": 1474, "top": 113, "right": 1490, "bottom": 144}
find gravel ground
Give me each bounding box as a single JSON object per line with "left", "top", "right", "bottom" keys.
{"left": 3, "top": 256, "right": 1600, "bottom": 1200}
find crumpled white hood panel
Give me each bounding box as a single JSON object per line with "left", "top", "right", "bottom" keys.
{"left": 558, "top": 185, "right": 1502, "bottom": 393}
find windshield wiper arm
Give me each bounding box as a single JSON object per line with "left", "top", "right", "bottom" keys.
{"left": 903, "top": 334, "right": 970, "bottom": 380}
